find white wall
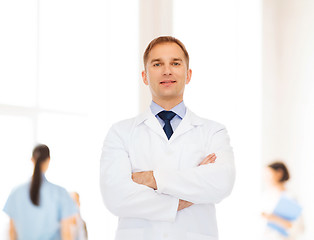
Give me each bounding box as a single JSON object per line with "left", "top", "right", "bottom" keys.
{"left": 138, "top": 0, "right": 173, "bottom": 111}
{"left": 172, "top": 1, "right": 263, "bottom": 240}
{"left": 263, "top": 0, "right": 314, "bottom": 238}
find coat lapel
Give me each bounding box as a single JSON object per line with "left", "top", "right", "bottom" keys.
{"left": 136, "top": 109, "right": 168, "bottom": 141}
{"left": 168, "top": 108, "right": 205, "bottom": 143}
{"left": 135, "top": 108, "right": 205, "bottom": 143}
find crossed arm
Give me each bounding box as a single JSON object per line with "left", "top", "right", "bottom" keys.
{"left": 132, "top": 153, "right": 217, "bottom": 211}
{"left": 100, "top": 125, "right": 235, "bottom": 221}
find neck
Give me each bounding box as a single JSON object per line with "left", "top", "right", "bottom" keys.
{"left": 273, "top": 182, "right": 285, "bottom": 192}
{"left": 153, "top": 97, "right": 183, "bottom": 111}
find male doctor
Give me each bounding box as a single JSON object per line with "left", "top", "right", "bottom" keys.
{"left": 100, "top": 36, "right": 235, "bottom": 240}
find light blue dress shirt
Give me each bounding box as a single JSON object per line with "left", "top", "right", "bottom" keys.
{"left": 3, "top": 175, "right": 77, "bottom": 240}
{"left": 150, "top": 101, "right": 186, "bottom": 132}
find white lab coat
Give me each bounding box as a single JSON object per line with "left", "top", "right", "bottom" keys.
{"left": 100, "top": 108, "right": 235, "bottom": 240}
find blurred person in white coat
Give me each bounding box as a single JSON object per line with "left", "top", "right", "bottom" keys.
{"left": 100, "top": 36, "right": 235, "bottom": 240}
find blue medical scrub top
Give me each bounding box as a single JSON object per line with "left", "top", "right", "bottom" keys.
{"left": 3, "top": 176, "right": 78, "bottom": 240}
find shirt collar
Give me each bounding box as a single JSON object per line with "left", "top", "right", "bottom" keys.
{"left": 150, "top": 101, "right": 186, "bottom": 119}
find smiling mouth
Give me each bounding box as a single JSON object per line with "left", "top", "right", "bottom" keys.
{"left": 160, "top": 80, "right": 176, "bottom": 85}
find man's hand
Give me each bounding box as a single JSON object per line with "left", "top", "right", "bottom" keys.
{"left": 132, "top": 153, "right": 216, "bottom": 211}
{"left": 199, "top": 153, "right": 216, "bottom": 166}
{"left": 132, "top": 171, "right": 157, "bottom": 190}
{"left": 178, "top": 199, "right": 193, "bottom": 211}
{"left": 177, "top": 153, "right": 216, "bottom": 211}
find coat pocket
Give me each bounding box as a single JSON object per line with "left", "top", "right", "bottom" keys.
{"left": 186, "top": 232, "right": 217, "bottom": 240}
{"left": 115, "top": 228, "right": 144, "bottom": 240}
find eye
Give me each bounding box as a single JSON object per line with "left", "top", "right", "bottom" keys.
{"left": 172, "top": 62, "right": 180, "bottom": 66}
{"left": 153, "top": 63, "right": 161, "bottom": 67}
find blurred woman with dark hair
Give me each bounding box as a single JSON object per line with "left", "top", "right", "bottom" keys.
{"left": 261, "top": 161, "right": 304, "bottom": 240}
{"left": 3, "top": 144, "right": 77, "bottom": 240}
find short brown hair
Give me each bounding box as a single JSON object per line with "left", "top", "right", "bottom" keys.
{"left": 268, "top": 161, "right": 290, "bottom": 183}
{"left": 143, "top": 36, "right": 190, "bottom": 69}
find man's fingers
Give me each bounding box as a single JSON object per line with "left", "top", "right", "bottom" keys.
{"left": 178, "top": 199, "right": 194, "bottom": 211}
{"left": 132, "top": 172, "right": 141, "bottom": 183}
{"left": 132, "top": 173, "right": 137, "bottom": 180}
{"left": 199, "top": 159, "right": 207, "bottom": 165}
{"left": 203, "top": 156, "right": 216, "bottom": 164}
{"left": 205, "top": 154, "right": 216, "bottom": 162}
{"left": 208, "top": 155, "right": 216, "bottom": 163}
{"left": 199, "top": 154, "right": 216, "bottom": 165}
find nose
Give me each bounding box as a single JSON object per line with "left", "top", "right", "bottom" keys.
{"left": 163, "top": 64, "right": 172, "bottom": 76}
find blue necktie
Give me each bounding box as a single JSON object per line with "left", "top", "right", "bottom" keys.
{"left": 158, "top": 111, "right": 176, "bottom": 140}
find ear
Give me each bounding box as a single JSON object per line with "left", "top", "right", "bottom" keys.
{"left": 186, "top": 69, "right": 192, "bottom": 85}
{"left": 142, "top": 70, "right": 149, "bottom": 85}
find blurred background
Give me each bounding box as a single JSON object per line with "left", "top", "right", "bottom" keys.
{"left": 0, "top": 0, "right": 313, "bottom": 239}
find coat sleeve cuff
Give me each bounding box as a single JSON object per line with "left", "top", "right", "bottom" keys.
{"left": 154, "top": 169, "right": 168, "bottom": 194}
{"left": 168, "top": 196, "right": 179, "bottom": 222}
{"left": 154, "top": 169, "right": 179, "bottom": 222}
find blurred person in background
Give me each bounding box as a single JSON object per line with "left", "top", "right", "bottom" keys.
{"left": 261, "top": 161, "right": 304, "bottom": 240}
{"left": 70, "top": 192, "right": 88, "bottom": 240}
{"left": 3, "top": 144, "right": 77, "bottom": 240}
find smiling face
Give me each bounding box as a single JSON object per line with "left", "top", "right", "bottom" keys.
{"left": 142, "top": 42, "right": 192, "bottom": 108}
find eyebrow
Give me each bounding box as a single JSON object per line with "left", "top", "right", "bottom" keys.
{"left": 150, "top": 58, "right": 161, "bottom": 64}
{"left": 172, "top": 58, "right": 183, "bottom": 62}
{"left": 150, "top": 58, "right": 183, "bottom": 64}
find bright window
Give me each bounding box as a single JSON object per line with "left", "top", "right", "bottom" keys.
{"left": 0, "top": 0, "right": 139, "bottom": 239}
